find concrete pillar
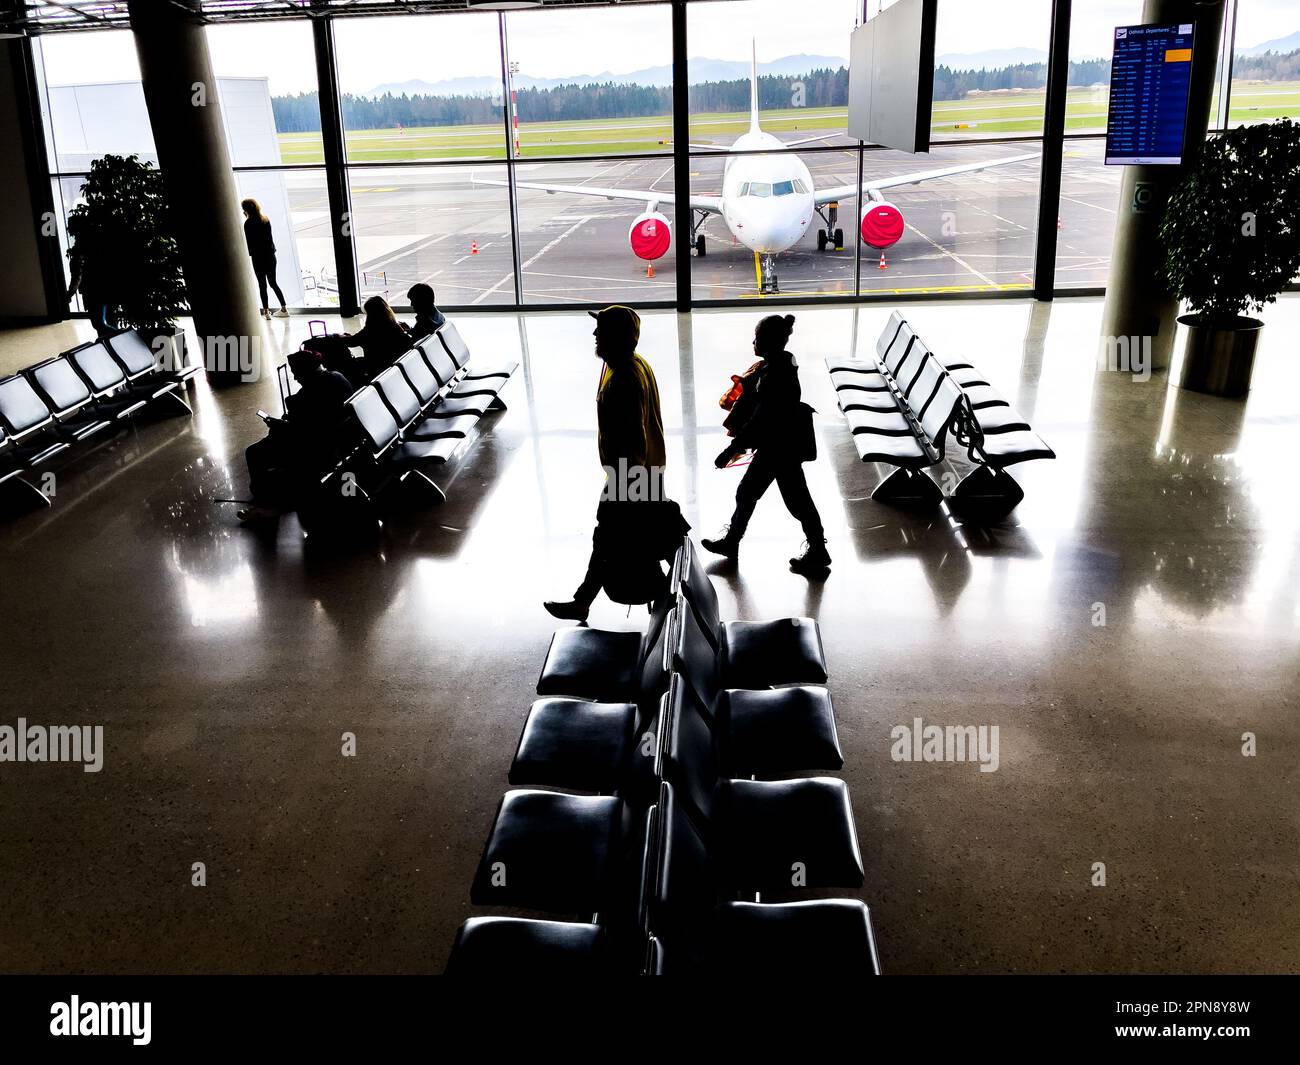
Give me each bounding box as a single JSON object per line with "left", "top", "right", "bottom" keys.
{"left": 128, "top": 0, "right": 261, "bottom": 378}
{"left": 0, "top": 35, "right": 64, "bottom": 323}
{"left": 1101, "top": 0, "right": 1224, "bottom": 371}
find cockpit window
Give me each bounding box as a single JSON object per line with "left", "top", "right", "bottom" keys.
{"left": 746, "top": 182, "right": 772, "bottom": 198}
{"left": 793, "top": 179, "right": 809, "bottom": 194}
{"left": 773, "top": 180, "right": 795, "bottom": 196}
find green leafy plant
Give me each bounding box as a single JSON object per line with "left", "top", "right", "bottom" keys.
{"left": 1160, "top": 118, "right": 1300, "bottom": 327}
{"left": 66, "top": 154, "right": 187, "bottom": 334}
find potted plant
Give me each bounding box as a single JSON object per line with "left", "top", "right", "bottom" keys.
{"left": 1159, "top": 118, "right": 1300, "bottom": 398}
{"left": 66, "top": 154, "right": 189, "bottom": 372}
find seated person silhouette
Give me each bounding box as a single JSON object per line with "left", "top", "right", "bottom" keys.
{"left": 340, "top": 296, "right": 412, "bottom": 382}
{"left": 407, "top": 283, "right": 446, "bottom": 339}
{"left": 238, "top": 349, "right": 354, "bottom": 524}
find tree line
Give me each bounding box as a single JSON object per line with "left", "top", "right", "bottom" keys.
{"left": 270, "top": 49, "right": 1298, "bottom": 133}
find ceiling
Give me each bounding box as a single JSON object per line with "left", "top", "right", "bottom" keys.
{"left": 2, "top": 0, "right": 682, "bottom": 35}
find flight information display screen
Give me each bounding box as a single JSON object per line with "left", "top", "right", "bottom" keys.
{"left": 1105, "top": 22, "right": 1196, "bottom": 165}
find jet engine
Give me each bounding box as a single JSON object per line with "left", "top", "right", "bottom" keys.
{"left": 860, "top": 200, "right": 905, "bottom": 249}
{"left": 628, "top": 211, "right": 672, "bottom": 260}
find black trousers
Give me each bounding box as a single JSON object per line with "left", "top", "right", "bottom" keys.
{"left": 728, "top": 449, "right": 824, "bottom": 542}
{"left": 574, "top": 497, "right": 688, "bottom": 606}
{"left": 245, "top": 433, "right": 318, "bottom": 505}
{"left": 251, "top": 256, "right": 286, "bottom": 310}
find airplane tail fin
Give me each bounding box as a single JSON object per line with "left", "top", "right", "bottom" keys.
{"left": 749, "top": 39, "right": 761, "bottom": 133}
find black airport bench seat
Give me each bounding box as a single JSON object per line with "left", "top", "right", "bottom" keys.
{"left": 447, "top": 538, "right": 880, "bottom": 976}
{"left": 335, "top": 321, "right": 516, "bottom": 509}
{"left": 0, "top": 335, "right": 195, "bottom": 513}
{"left": 826, "top": 309, "right": 1055, "bottom": 516}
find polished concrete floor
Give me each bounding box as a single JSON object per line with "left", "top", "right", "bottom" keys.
{"left": 1, "top": 298, "right": 1297, "bottom": 974}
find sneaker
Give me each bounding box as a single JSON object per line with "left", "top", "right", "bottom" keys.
{"left": 543, "top": 599, "right": 590, "bottom": 623}
{"left": 789, "top": 539, "right": 831, "bottom": 574}
{"left": 700, "top": 527, "right": 741, "bottom": 558}
{"left": 274, "top": 307, "right": 289, "bottom": 318}
{"left": 261, "top": 309, "right": 271, "bottom": 320}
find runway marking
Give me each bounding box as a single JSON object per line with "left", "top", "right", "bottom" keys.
{"left": 527, "top": 270, "right": 676, "bottom": 286}
{"left": 472, "top": 215, "right": 594, "bottom": 304}
{"left": 452, "top": 242, "right": 493, "bottom": 266}
{"left": 359, "top": 230, "right": 451, "bottom": 271}
{"left": 740, "top": 282, "right": 1031, "bottom": 298}
{"left": 1060, "top": 194, "right": 1116, "bottom": 215}
{"left": 901, "top": 221, "right": 998, "bottom": 286}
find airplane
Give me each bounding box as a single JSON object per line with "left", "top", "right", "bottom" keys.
{"left": 473, "top": 44, "right": 1039, "bottom": 294}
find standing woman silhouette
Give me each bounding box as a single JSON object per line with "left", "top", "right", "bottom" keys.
{"left": 241, "top": 199, "right": 288, "bottom": 320}
{"left": 702, "top": 314, "right": 831, "bottom": 574}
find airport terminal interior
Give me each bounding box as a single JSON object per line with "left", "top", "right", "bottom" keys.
{"left": 0, "top": 0, "right": 1297, "bottom": 976}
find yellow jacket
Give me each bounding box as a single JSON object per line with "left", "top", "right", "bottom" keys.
{"left": 597, "top": 352, "right": 666, "bottom": 470}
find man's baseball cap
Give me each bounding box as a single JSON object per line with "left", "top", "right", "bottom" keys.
{"left": 589, "top": 304, "right": 640, "bottom": 346}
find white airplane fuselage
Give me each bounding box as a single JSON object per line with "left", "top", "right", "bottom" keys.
{"left": 718, "top": 129, "right": 817, "bottom": 256}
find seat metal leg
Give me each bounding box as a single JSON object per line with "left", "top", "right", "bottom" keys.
{"left": 947, "top": 464, "right": 1024, "bottom": 522}
{"left": 871, "top": 467, "right": 942, "bottom": 510}
{"left": 401, "top": 469, "right": 447, "bottom": 506}
{"left": 158, "top": 390, "right": 194, "bottom": 417}
{"left": 1, "top": 474, "right": 54, "bottom": 511}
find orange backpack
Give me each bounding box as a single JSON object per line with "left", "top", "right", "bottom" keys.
{"left": 720, "top": 360, "right": 764, "bottom": 437}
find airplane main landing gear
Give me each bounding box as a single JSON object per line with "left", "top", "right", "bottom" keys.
{"left": 689, "top": 208, "right": 709, "bottom": 257}
{"left": 815, "top": 201, "right": 844, "bottom": 251}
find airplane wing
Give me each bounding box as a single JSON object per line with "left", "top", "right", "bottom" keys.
{"left": 470, "top": 173, "right": 722, "bottom": 215}
{"left": 814, "top": 152, "right": 1040, "bottom": 205}
{"left": 781, "top": 132, "right": 844, "bottom": 149}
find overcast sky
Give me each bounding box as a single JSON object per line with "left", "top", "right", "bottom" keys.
{"left": 37, "top": 0, "right": 1297, "bottom": 96}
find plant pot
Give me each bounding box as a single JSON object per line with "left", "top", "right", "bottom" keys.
{"left": 1175, "top": 314, "right": 1262, "bottom": 398}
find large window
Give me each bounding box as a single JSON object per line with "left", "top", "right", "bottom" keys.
{"left": 348, "top": 165, "right": 515, "bottom": 307}
{"left": 506, "top": 3, "right": 674, "bottom": 159}
{"left": 208, "top": 22, "right": 335, "bottom": 307}
{"left": 28, "top": 0, "right": 1289, "bottom": 311}
{"left": 1227, "top": 0, "right": 1299, "bottom": 128}
{"left": 1052, "top": 1, "right": 1142, "bottom": 290}
{"left": 335, "top": 13, "right": 507, "bottom": 164}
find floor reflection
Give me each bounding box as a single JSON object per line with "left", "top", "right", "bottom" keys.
{"left": 2, "top": 296, "right": 1299, "bottom": 976}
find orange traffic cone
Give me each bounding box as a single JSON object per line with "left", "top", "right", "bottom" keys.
{"left": 471, "top": 240, "right": 479, "bottom": 255}
{"left": 877, "top": 250, "right": 887, "bottom": 270}
{"left": 646, "top": 262, "right": 655, "bottom": 278}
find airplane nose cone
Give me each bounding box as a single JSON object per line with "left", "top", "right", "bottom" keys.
{"left": 732, "top": 198, "right": 811, "bottom": 255}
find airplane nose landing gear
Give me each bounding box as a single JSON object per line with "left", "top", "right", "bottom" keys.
{"left": 761, "top": 254, "right": 779, "bottom": 294}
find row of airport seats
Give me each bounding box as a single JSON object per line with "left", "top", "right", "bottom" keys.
{"left": 825, "top": 310, "right": 1055, "bottom": 519}
{"left": 322, "top": 322, "right": 518, "bottom": 511}
{"left": 0, "top": 329, "right": 199, "bottom": 510}
{"left": 446, "top": 537, "right": 882, "bottom": 976}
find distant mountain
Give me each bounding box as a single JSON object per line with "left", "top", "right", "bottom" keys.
{"left": 1238, "top": 30, "right": 1300, "bottom": 56}
{"left": 935, "top": 46, "right": 1047, "bottom": 70}
{"left": 363, "top": 53, "right": 847, "bottom": 98}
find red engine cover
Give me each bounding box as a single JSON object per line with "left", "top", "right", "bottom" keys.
{"left": 629, "top": 211, "right": 671, "bottom": 260}
{"left": 860, "top": 201, "right": 905, "bottom": 249}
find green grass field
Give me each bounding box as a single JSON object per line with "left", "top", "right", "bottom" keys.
{"left": 276, "top": 82, "right": 1300, "bottom": 164}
